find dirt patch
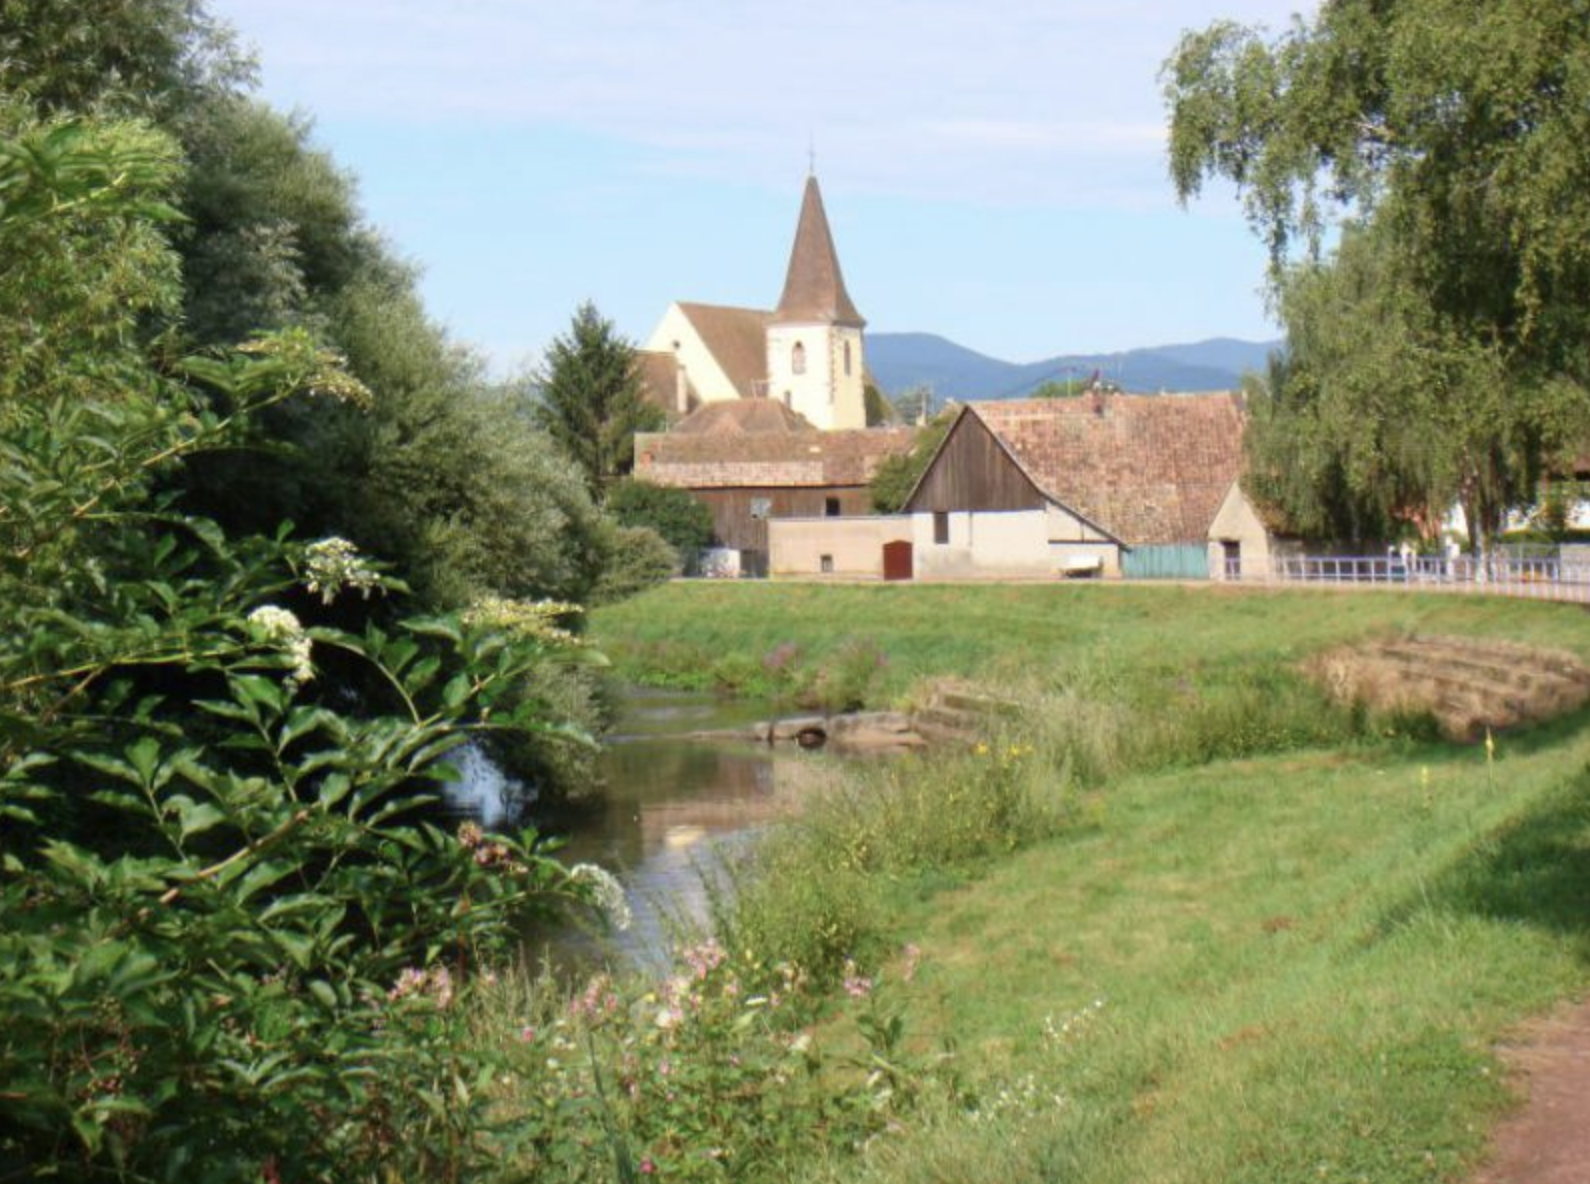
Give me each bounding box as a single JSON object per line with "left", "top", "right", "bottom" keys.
{"left": 1307, "top": 635, "right": 1590, "bottom": 742}
{"left": 1471, "top": 998, "right": 1590, "bottom": 1184}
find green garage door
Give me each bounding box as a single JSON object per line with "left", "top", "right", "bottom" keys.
{"left": 1121, "top": 544, "right": 1209, "bottom": 580}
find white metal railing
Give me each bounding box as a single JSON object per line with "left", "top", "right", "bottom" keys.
{"left": 1222, "top": 554, "right": 1590, "bottom": 603}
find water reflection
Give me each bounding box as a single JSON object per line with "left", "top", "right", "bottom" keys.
{"left": 441, "top": 691, "right": 846, "bottom": 970}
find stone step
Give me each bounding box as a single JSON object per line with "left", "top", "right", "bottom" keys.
{"left": 1379, "top": 640, "right": 1590, "bottom": 688}
{"left": 912, "top": 705, "right": 984, "bottom": 734}
{"left": 1376, "top": 670, "right": 1533, "bottom": 716}
{"left": 938, "top": 689, "right": 1024, "bottom": 717}
{"left": 1373, "top": 644, "right": 1575, "bottom": 695}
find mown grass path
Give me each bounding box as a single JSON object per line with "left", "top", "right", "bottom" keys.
{"left": 857, "top": 733, "right": 1590, "bottom": 1183}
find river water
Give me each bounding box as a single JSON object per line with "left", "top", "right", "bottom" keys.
{"left": 443, "top": 689, "right": 848, "bottom": 971}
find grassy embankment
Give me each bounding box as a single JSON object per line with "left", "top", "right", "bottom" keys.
{"left": 588, "top": 583, "right": 1590, "bottom": 1183}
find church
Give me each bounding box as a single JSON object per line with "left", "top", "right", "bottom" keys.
{"left": 632, "top": 173, "right": 915, "bottom": 576}
{"left": 636, "top": 172, "right": 871, "bottom": 431}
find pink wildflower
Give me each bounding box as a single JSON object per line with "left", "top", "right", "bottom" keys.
{"left": 842, "top": 958, "right": 873, "bottom": 1000}
{"left": 518, "top": 1026, "right": 536, "bottom": 1043}
{"left": 901, "top": 943, "right": 922, "bottom": 983}
{"left": 639, "top": 1157, "right": 657, "bottom": 1175}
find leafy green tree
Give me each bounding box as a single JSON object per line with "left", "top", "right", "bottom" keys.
{"left": 0, "top": 0, "right": 251, "bottom": 120}
{"left": 325, "top": 278, "right": 609, "bottom": 608}
{"left": 605, "top": 478, "right": 714, "bottom": 559}
{"left": 533, "top": 301, "right": 665, "bottom": 496}
{"left": 1030, "top": 378, "right": 1086, "bottom": 399}
{"left": 178, "top": 98, "right": 373, "bottom": 345}
{"left": 1164, "top": 0, "right": 1590, "bottom": 550}
{"left": 863, "top": 381, "right": 896, "bottom": 426}
{"left": 890, "top": 382, "right": 938, "bottom": 425}
{"left": 869, "top": 410, "right": 955, "bottom": 513}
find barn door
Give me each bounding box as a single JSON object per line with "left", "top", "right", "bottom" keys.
{"left": 882, "top": 540, "right": 913, "bottom": 581}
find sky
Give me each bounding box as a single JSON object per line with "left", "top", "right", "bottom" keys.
{"left": 205, "top": 0, "right": 1315, "bottom": 374}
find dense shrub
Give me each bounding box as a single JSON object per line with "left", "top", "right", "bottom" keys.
{"left": 0, "top": 127, "right": 609, "bottom": 1177}
{"left": 605, "top": 478, "right": 714, "bottom": 560}
{"left": 591, "top": 523, "right": 679, "bottom": 604}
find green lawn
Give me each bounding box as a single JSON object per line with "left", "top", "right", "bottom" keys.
{"left": 591, "top": 584, "right": 1590, "bottom": 1183}
{"left": 592, "top": 581, "right": 1590, "bottom": 705}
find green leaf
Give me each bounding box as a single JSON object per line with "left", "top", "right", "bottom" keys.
{"left": 172, "top": 798, "right": 226, "bottom": 840}
{"left": 226, "top": 858, "right": 295, "bottom": 902}
{"left": 125, "top": 736, "right": 161, "bottom": 786}
{"left": 404, "top": 616, "right": 463, "bottom": 644}
{"left": 317, "top": 773, "right": 353, "bottom": 809}
{"left": 442, "top": 673, "right": 472, "bottom": 710}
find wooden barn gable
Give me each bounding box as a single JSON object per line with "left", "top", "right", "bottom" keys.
{"left": 903, "top": 409, "right": 1047, "bottom": 514}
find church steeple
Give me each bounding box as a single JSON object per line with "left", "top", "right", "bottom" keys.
{"left": 773, "top": 174, "right": 865, "bottom": 328}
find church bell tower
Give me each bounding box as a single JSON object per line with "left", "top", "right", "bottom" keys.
{"left": 765, "top": 174, "right": 867, "bottom": 431}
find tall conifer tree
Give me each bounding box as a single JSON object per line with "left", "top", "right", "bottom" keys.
{"left": 534, "top": 301, "right": 664, "bottom": 497}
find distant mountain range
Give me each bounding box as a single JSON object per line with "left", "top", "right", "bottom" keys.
{"left": 867, "top": 333, "right": 1281, "bottom": 401}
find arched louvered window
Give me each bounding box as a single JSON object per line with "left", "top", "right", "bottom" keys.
{"left": 792, "top": 342, "right": 807, "bottom": 375}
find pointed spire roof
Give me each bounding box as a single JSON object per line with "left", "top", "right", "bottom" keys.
{"left": 773, "top": 174, "right": 865, "bottom": 328}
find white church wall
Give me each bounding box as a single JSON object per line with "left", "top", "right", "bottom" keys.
{"left": 644, "top": 304, "right": 741, "bottom": 407}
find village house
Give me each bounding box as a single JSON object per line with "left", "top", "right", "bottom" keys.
{"left": 634, "top": 403, "right": 913, "bottom": 576}
{"left": 870, "top": 390, "right": 1283, "bottom": 581}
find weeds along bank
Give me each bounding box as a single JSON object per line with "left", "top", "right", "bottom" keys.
{"left": 513, "top": 582, "right": 1590, "bottom": 1182}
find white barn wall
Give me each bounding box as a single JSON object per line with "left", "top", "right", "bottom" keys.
{"left": 769, "top": 517, "right": 911, "bottom": 579}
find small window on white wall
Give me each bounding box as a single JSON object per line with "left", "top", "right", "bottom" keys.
{"left": 792, "top": 342, "right": 807, "bottom": 375}
{"left": 843, "top": 341, "right": 853, "bottom": 376}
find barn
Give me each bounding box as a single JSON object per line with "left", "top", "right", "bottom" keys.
{"left": 901, "top": 391, "right": 1262, "bottom": 579}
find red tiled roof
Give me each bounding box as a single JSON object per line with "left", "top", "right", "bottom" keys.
{"left": 676, "top": 303, "right": 771, "bottom": 397}
{"left": 635, "top": 426, "right": 914, "bottom": 489}
{"left": 772, "top": 175, "right": 864, "bottom": 328}
{"left": 672, "top": 399, "right": 812, "bottom": 435}
{"left": 634, "top": 350, "right": 685, "bottom": 415}
{"left": 967, "top": 393, "right": 1246, "bottom": 545}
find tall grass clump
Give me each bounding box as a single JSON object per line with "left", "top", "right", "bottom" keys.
{"left": 1011, "top": 654, "right": 1399, "bottom": 788}
{"left": 717, "top": 736, "right": 1074, "bottom": 980}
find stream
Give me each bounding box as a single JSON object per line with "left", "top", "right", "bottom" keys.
{"left": 441, "top": 688, "right": 852, "bottom": 972}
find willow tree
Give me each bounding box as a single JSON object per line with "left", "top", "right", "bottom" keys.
{"left": 1163, "top": 0, "right": 1590, "bottom": 550}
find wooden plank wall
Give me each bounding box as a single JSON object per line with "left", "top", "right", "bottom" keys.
{"left": 695, "top": 486, "right": 874, "bottom": 552}
{"left": 905, "top": 412, "right": 1045, "bottom": 513}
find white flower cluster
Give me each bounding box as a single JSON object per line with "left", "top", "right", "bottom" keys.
{"left": 303, "top": 537, "right": 382, "bottom": 604}
{"left": 966, "top": 1071, "right": 1067, "bottom": 1124}
{"left": 570, "top": 862, "right": 632, "bottom": 931}
{"left": 463, "top": 597, "right": 583, "bottom": 644}
{"left": 246, "top": 605, "right": 313, "bottom": 689}
{"left": 237, "top": 333, "right": 373, "bottom": 408}
{"left": 1042, "top": 997, "right": 1106, "bottom": 1048}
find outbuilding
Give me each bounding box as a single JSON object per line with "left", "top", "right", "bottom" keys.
{"left": 902, "top": 391, "right": 1260, "bottom": 579}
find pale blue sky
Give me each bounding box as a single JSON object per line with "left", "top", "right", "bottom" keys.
{"left": 207, "top": 0, "right": 1313, "bottom": 374}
